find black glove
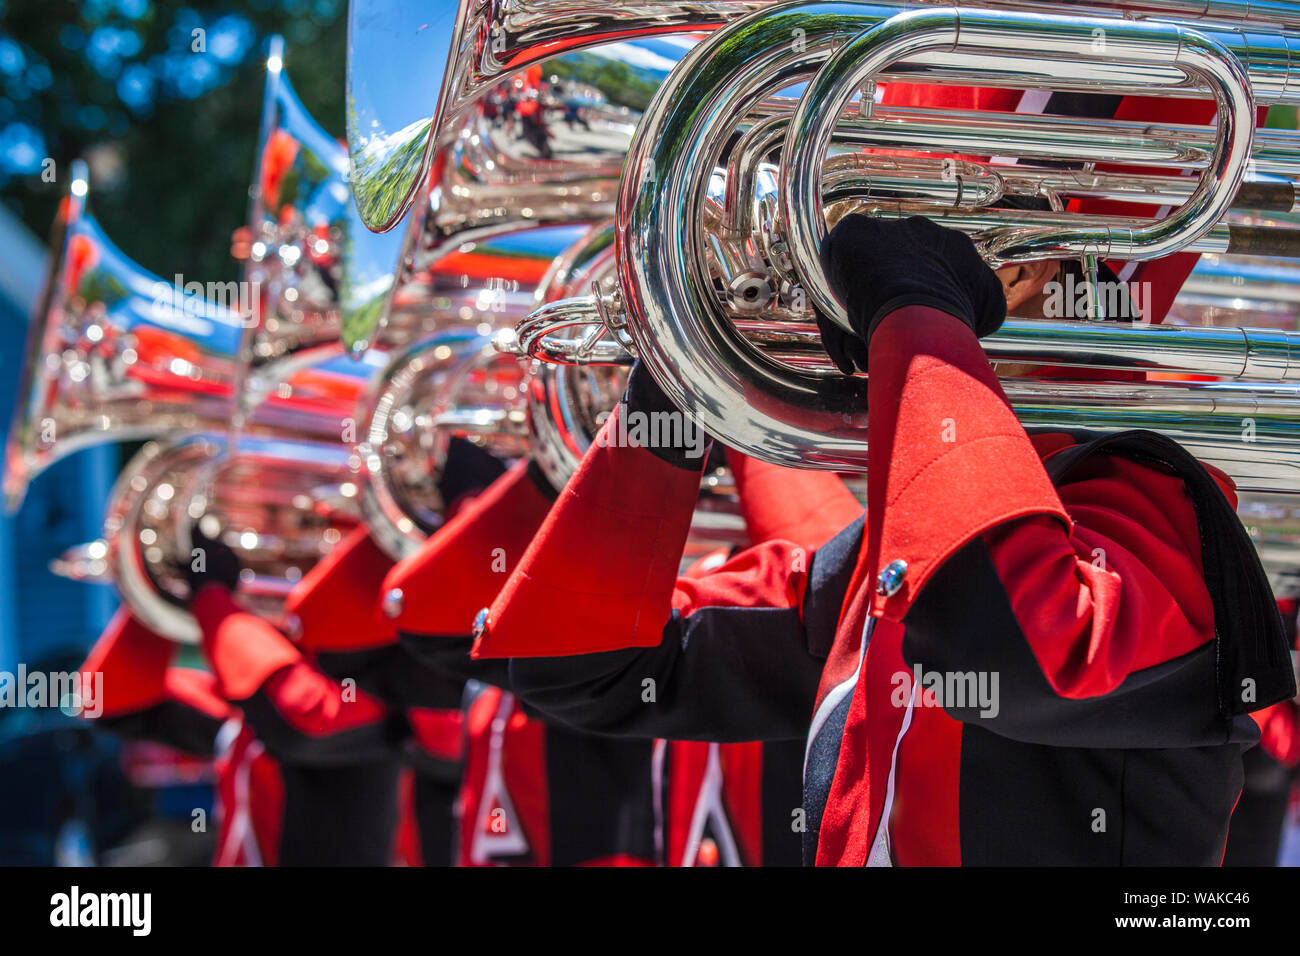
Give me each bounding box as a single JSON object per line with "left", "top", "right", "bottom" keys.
{"left": 184, "top": 524, "right": 241, "bottom": 598}
{"left": 436, "top": 436, "right": 508, "bottom": 509}
{"left": 816, "top": 215, "right": 1007, "bottom": 374}
{"left": 621, "top": 360, "right": 711, "bottom": 469}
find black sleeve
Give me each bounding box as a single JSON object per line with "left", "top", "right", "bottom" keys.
{"left": 397, "top": 631, "right": 512, "bottom": 691}
{"left": 316, "top": 643, "right": 469, "bottom": 711}
{"left": 96, "top": 703, "right": 223, "bottom": 758}
{"left": 509, "top": 518, "right": 862, "bottom": 742}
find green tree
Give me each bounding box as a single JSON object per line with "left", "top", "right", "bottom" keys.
{"left": 0, "top": 0, "right": 346, "bottom": 284}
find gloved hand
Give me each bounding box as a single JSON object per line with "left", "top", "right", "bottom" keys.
{"left": 183, "top": 524, "right": 242, "bottom": 599}
{"left": 437, "top": 436, "right": 508, "bottom": 511}
{"left": 620, "top": 360, "right": 711, "bottom": 468}
{"left": 628, "top": 358, "right": 684, "bottom": 412}
{"left": 816, "top": 215, "right": 1007, "bottom": 375}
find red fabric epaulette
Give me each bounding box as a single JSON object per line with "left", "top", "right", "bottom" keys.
{"left": 474, "top": 412, "right": 702, "bottom": 658}
{"left": 381, "top": 462, "right": 553, "bottom": 637}
{"left": 193, "top": 586, "right": 301, "bottom": 702}
{"left": 726, "top": 450, "right": 861, "bottom": 549}
{"left": 284, "top": 525, "right": 397, "bottom": 651}
{"left": 864, "top": 307, "right": 1070, "bottom": 622}
{"left": 80, "top": 608, "right": 178, "bottom": 718}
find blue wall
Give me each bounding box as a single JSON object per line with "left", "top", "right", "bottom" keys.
{"left": 0, "top": 207, "right": 115, "bottom": 673}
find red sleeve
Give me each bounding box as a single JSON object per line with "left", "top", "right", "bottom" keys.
{"left": 474, "top": 415, "right": 703, "bottom": 658}
{"left": 80, "top": 607, "right": 178, "bottom": 718}
{"left": 384, "top": 462, "right": 554, "bottom": 637}
{"left": 285, "top": 525, "right": 396, "bottom": 652}
{"left": 867, "top": 307, "right": 1219, "bottom": 711}
{"left": 160, "top": 668, "right": 228, "bottom": 721}
{"left": 192, "top": 586, "right": 393, "bottom": 763}
{"left": 980, "top": 463, "right": 1213, "bottom": 700}
{"left": 79, "top": 608, "right": 231, "bottom": 755}
{"left": 505, "top": 533, "right": 843, "bottom": 741}
{"left": 863, "top": 306, "right": 1068, "bottom": 623}
{"left": 193, "top": 586, "right": 301, "bottom": 701}
{"left": 726, "top": 450, "right": 861, "bottom": 549}
{"left": 492, "top": 468, "right": 868, "bottom": 739}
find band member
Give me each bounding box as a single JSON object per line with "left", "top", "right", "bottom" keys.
{"left": 185, "top": 527, "right": 406, "bottom": 866}
{"left": 662, "top": 450, "right": 859, "bottom": 866}
{"left": 174, "top": 433, "right": 514, "bottom": 866}
{"left": 471, "top": 213, "right": 1295, "bottom": 865}
{"left": 383, "top": 458, "right": 660, "bottom": 866}
{"left": 79, "top": 609, "right": 283, "bottom": 866}
{"left": 388, "top": 448, "right": 858, "bottom": 865}
{"left": 281, "top": 524, "right": 466, "bottom": 867}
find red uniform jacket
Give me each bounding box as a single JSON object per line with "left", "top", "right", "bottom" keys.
{"left": 392, "top": 457, "right": 859, "bottom": 865}
{"left": 192, "top": 553, "right": 405, "bottom": 866}
{"left": 80, "top": 609, "right": 284, "bottom": 866}
{"left": 475, "top": 304, "right": 1292, "bottom": 866}
{"left": 283, "top": 524, "right": 467, "bottom": 867}
{"left": 384, "top": 462, "right": 659, "bottom": 866}
{"left": 663, "top": 458, "right": 860, "bottom": 868}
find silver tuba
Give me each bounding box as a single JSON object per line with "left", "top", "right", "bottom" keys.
{"left": 52, "top": 343, "right": 387, "bottom": 642}
{"left": 4, "top": 162, "right": 250, "bottom": 511}
{"left": 236, "top": 36, "right": 353, "bottom": 363}
{"left": 516, "top": 2, "right": 1300, "bottom": 494}
{"left": 343, "top": 0, "right": 710, "bottom": 352}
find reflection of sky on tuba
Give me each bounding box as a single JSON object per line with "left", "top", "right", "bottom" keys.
{"left": 343, "top": 21, "right": 701, "bottom": 354}
{"left": 242, "top": 42, "right": 353, "bottom": 362}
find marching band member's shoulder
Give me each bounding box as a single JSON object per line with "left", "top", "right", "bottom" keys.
{"left": 385, "top": 460, "right": 556, "bottom": 688}
{"left": 187, "top": 529, "right": 398, "bottom": 766}
{"left": 79, "top": 607, "right": 229, "bottom": 756}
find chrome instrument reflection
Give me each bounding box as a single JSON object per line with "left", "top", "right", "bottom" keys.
{"left": 345, "top": 0, "right": 750, "bottom": 233}
{"left": 54, "top": 341, "right": 390, "bottom": 643}
{"left": 356, "top": 328, "right": 531, "bottom": 560}
{"left": 89, "top": 433, "right": 359, "bottom": 643}
{"left": 343, "top": 33, "right": 700, "bottom": 353}
{"left": 4, "top": 162, "right": 247, "bottom": 511}
{"left": 238, "top": 36, "right": 352, "bottom": 362}
{"left": 515, "top": 3, "right": 1300, "bottom": 494}
{"left": 523, "top": 219, "right": 749, "bottom": 555}
{"left": 354, "top": 224, "right": 592, "bottom": 558}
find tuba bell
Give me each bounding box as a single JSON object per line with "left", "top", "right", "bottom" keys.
{"left": 51, "top": 342, "right": 389, "bottom": 642}
{"left": 237, "top": 36, "right": 353, "bottom": 363}
{"left": 355, "top": 224, "right": 595, "bottom": 558}
{"left": 343, "top": 0, "right": 705, "bottom": 352}
{"left": 4, "top": 162, "right": 250, "bottom": 511}
{"left": 516, "top": 2, "right": 1300, "bottom": 495}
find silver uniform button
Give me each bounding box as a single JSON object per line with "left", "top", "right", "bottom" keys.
{"left": 472, "top": 608, "right": 490, "bottom": 640}
{"left": 876, "top": 559, "right": 908, "bottom": 597}
{"left": 382, "top": 587, "right": 404, "bottom": 620}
